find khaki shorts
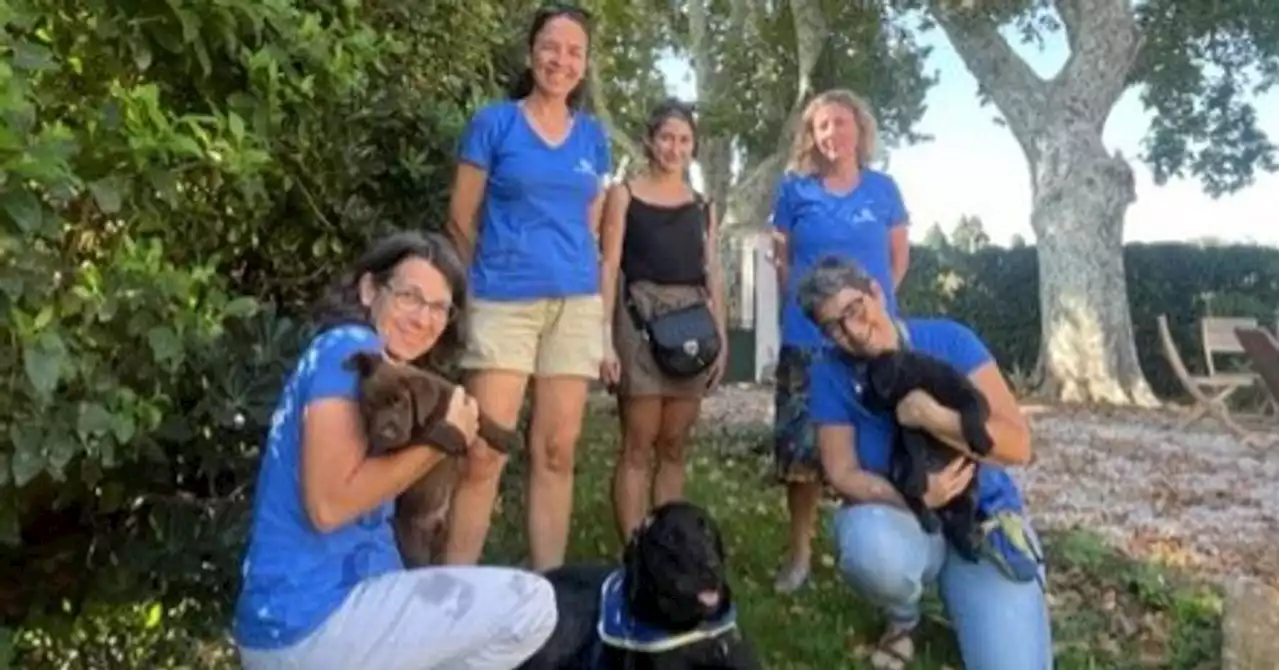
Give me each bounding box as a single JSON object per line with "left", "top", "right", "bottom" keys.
{"left": 460, "top": 295, "right": 605, "bottom": 379}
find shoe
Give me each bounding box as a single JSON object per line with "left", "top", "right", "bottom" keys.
{"left": 773, "top": 559, "right": 811, "bottom": 594}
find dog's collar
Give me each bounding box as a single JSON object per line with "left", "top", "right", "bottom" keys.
{"left": 596, "top": 569, "right": 738, "bottom": 653}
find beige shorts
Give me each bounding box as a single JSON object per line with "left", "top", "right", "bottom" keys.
{"left": 460, "top": 295, "right": 605, "bottom": 379}
{"left": 613, "top": 280, "right": 715, "bottom": 399}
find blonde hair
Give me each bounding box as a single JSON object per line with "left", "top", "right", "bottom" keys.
{"left": 786, "top": 89, "right": 879, "bottom": 175}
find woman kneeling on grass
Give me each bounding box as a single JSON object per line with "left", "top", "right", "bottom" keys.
{"left": 796, "top": 254, "right": 1053, "bottom": 670}
{"left": 232, "top": 231, "right": 556, "bottom": 670}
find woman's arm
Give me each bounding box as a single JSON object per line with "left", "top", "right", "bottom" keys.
{"left": 447, "top": 162, "right": 487, "bottom": 267}
{"left": 889, "top": 224, "right": 910, "bottom": 289}
{"left": 300, "top": 398, "right": 448, "bottom": 533}
{"left": 599, "top": 183, "right": 629, "bottom": 344}
{"left": 817, "top": 424, "right": 908, "bottom": 508}
{"left": 704, "top": 200, "right": 727, "bottom": 340}
{"left": 905, "top": 362, "right": 1032, "bottom": 466}
{"left": 772, "top": 230, "right": 790, "bottom": 309}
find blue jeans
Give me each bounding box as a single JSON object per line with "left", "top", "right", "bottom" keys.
{"left": 831, "top": 503, "right": 1053, "bottom": 670}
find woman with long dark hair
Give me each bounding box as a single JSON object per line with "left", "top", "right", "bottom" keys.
{"left": 600, "top": 99, "right": 727, "bottom": 542}
{"left": 445, "top": 5, "right": 614, "bottom": 570}
{"left": 232, "top": 231, "right": 557, "bottom": 669}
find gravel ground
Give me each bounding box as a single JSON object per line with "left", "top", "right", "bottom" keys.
{"left": 679, "top": 383, "right": 1280, "bottom": 586}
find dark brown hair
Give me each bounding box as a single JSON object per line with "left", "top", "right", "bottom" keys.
{"left": 507, "top": 4, "right": 594, "bottom": 109}
{"left": 643, "top": 98, "right": 699, "bottom": 165}
{"left": 313, "top": 230, "right": 470, "bottom": 370}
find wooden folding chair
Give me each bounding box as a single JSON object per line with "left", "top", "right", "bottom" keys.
{"left": 1155, "top": 315, "right": 1270, "bottom": 446}
{"left": 1200, "top": 317, "right": 1260, "bottom": 403}
{"left": 1233, "top": 326, "right": 1278, "bottom": 412}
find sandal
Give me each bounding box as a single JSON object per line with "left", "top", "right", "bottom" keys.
{"left": 868, "top": 624, "right": 915, "bottom": 670}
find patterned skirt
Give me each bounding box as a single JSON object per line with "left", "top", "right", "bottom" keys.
{"left": 771, "top": 345, "right": 825, "bottom": 484}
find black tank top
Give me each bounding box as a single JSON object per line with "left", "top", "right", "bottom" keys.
{"left": 620, "top": 187, "right": 707, "bottom": 287}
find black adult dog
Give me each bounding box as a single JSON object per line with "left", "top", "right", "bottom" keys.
{"left": 859, "top": 348, "right": 995, "bottom": 560}
{"left": 518, "top": 501, "right": 760, "bottom": 670}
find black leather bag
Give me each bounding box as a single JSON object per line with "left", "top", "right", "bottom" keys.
{"left": 622, "top": 193, "right": 722, "bottom": 379}
{"left": 628, "top": 298, "right": 722, "bottom": 379}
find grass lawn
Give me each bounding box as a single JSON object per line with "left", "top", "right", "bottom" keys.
{"left": 9, "top": 409, "right": 1224, "bottom": 669}
{"left": 490, "top": 410, "right": 1225, "bottom": 670}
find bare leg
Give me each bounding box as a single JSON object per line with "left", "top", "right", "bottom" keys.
{"left": 442, "top": 370, "right": 527, "bottom": 565}
{"left": 526, "top": 375, "right": 590, "bottom": 571}
{"left": 777, "top": 479, "right": 822, "bottom": 593}
{"left": 611, "top": 395, "right": 663, "bottom": 543}
{"left": 651, "top": 396, "right": 701, "bottom": 508}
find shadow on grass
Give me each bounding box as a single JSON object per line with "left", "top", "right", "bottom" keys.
{"left": 5, "top": 411, "right": 1223, "bottom": 669}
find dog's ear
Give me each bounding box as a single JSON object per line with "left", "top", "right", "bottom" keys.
{"left": 345, "top": 350, "right": 383, "bottom": 379}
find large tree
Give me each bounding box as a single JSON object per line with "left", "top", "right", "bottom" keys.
{"left": 924, "top": 0, "right": 1277, "bottom": 405}
{"left": 586, "top": 0, "right": 1275, "bottom": 405}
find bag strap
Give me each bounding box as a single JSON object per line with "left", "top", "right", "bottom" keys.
{"left": 620, "top": 186, "right": 711, "bottom": 336}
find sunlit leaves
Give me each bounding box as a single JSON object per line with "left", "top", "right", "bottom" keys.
{"left": 1134, "top": 0, "right": 1279, "bottom": 196}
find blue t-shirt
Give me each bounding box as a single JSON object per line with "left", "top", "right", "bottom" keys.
{"left": 459, "top": 99, "right": 612, "bottom": 301}
{"left": 232, "top": 324, "right": 404, "bottom": 650}
{"left": 771, "top": 170, "right": 908, "bottom": 349}
{"left": 808, "top": 318, "right": 1024, "bottom": 516}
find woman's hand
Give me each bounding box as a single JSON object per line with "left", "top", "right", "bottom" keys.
{"left": 706, "top": 331, "right": 728, "bottom": 389}
{"left": 895, "top": 389, "right": 942, "bottom": 429}
{"left": 600, "top": 326, "right": 621, "bottom": 390}
{"left": 922, "top": 456, "right": 976, "bottom": 509}
{"left": 443, "top": 386, "right": 480, "bottom": 446}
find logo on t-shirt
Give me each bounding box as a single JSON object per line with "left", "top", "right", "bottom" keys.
{"left": 575, "top": 158, "right": 598, "bottom": 178}
{"left": 852, "top": 206, "right": 876, "bottom": 224}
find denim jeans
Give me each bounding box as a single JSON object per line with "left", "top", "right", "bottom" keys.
{"left": 831, "top": 503, "right": 1054, "bottom": 670}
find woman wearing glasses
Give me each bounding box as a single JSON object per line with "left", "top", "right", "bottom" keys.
{"left": 232, "top": 232, "right": 558, "bottom": 670}
{"left": 768, "top": 89, "right": 913, "bottom": 594}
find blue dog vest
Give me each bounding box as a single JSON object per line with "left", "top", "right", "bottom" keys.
{"left": 595, "top": 569, "right": 738, "bottom": 654}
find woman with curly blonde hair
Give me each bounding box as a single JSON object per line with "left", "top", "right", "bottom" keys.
{"left": 767, "top": 88, "right": 912, "bottom": 594}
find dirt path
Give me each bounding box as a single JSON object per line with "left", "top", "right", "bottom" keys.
{"left": 692, "top": 384, "right": 1279, "bottom": 586}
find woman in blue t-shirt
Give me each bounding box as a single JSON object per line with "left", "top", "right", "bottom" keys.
{"left": 232, "top": 232, "right": 557, "bottom": 669}
{"left": 768, "top": 88, "right": 912, "bottom": 594}
{"left": 445, "top": 6, "right": 613, "bottom": 570}
{"left": 796, "top": 254, "right": 1052, "bottom": 670}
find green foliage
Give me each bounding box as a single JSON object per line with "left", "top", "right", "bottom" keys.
{"left": 0, "top": 0, "right": 517, "bottom": 633}
{"left": 1132, "top": 0, "right": 1280, "bottom": 196}
{"left": 10, "top": 413, "right": 1224, "bottom": 668}
{"left": 683, "top": 0, "right": 936, "bottom": 166}
{"left": 898, "top": 242, "right": 1280, "bottom": 398}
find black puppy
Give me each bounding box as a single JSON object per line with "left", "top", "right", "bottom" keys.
{"left": 859, "top": 348, "right": 994, "bottom": 560}
{"left": 518, "top": 501, "right": 760, "bottom": 670}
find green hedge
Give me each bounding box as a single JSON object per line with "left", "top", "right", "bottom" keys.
{"left": 897, "top": 242, "right": 1279, "bottom": 399}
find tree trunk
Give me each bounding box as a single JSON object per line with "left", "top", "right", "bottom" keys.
{"left": 932, "top": 0, "right": 1153, "bottom": 406}
{"left": 1028, "top": 127, "right": 1159, "bottom": 406}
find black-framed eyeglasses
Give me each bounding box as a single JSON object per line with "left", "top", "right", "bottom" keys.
{"left": 816, "top": 297, "right": 866, "bottom": 338}
{"left": 383, "top": 283, "right": 456, "bottom": 322}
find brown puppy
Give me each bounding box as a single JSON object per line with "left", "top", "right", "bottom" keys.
{"left": 345, "top": 351, "right": 521, "bottom": 566}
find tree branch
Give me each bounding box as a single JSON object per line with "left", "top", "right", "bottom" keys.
{"left": 930, "top": 4, "right": 1049, "bottom": 142}
{"left": 719, "top": 0, "right": 828, "bottom": 229}
{"left": 1053, "top": 0, "right": 1142, "bottom": 125}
